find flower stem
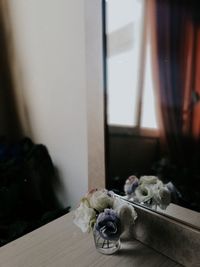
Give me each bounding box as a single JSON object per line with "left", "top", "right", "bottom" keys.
{"left": 107, "top": 240, "right": 109, "bottom": 248}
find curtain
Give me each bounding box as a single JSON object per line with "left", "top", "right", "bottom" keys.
{"left": 148, "top": 0, "right": 200, "bottom": 210}
{"left": 0, "top": 0, "right": 22, "bottom": 141}
{"left": 151, "top": 0, "right": 200, "bottom": 167}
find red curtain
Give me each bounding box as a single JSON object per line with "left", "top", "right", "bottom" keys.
{"left": 150, "top": 0, "right": 200, "bottom": 166}
{"left": 192, "top": 27, "right": 200, "bottom": 138}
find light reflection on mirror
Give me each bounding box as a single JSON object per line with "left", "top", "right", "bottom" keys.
{"left": 105, "top": 0, "right": 200, "bottom": 214}
{"left": 107, "top": 0, "right": 157, "bottom": 129}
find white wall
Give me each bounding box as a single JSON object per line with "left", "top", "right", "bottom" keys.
{"left": 8, "top": 0, "right": 89, "bottom": 209}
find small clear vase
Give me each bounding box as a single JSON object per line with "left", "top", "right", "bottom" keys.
{"left": 93, "top": 227, "right": 120, "bottom": 255}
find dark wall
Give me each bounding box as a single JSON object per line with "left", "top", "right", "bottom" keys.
{"left": 107, "top": 130, "right": 159, "bottom": 194}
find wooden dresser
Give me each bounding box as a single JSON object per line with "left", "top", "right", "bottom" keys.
{"left": 0, "top": 212, "right": 181, "bottom": 267}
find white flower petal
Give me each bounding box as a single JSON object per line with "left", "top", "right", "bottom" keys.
{"left": 113, "top": 198, "right": 137, "bottom": 221}
{"left": 134, "top": 185, "right": 153, "bottom": 203}
{"left": 140, "top": 176, "right": 159, "bottom": 185}
{"left": 153, "top": 186, "right": 171, "bottom": 209}
{"left": 113, "top": 198, "right": 137, "bottom": 235}
{"left": 73, "top": 202, "right": 96, "bottom": 233}
{"left": 89, "top": 189, "right": 113, "bottom": 212}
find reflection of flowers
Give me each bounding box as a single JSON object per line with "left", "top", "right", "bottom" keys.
{"left": 124, "top": 176, "right": 139, "bottom": 197}
{"left": 95, "top": 209, "right": 121, "bottom": 240}
{"left": 134, "top": 184, "right": 153, "bottom": 203}
{"left": 73, "top": 188, "right": 137, "bottom": 237}
{"left": 153, "top": 186, "right": 171, "bottom": 210}
{"left": 140, "top": 175, "right": 161, "bottom": 185}
{"left": 124, "top": 175, "right": 171, "bottom": 210}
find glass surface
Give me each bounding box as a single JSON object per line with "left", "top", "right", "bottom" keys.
{"left": 93, "top": 227, "right": 121, "bottom": 255}
{"left": 105, "top": 0, "right": 200, "bottom": 226}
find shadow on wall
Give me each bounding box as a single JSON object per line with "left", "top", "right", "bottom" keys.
{"left": 0, "top": 137, "right": 70, "bottom": 246}
{"left": 0, "top": 1, "right": 23, "bottom": 141}
{"left": 0, "top": 2, "right": 70, "bottom": 246}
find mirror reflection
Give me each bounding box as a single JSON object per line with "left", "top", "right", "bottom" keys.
{"left": 105, "top": 0, "right": 200, "bottom": 214}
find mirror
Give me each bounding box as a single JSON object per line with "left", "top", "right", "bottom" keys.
{"left": 104, "top": 0, "right": 200, "bottom": 228}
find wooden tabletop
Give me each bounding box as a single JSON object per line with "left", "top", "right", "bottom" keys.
{"left": 0, "top": 212, "right": 181, "bottom": 267}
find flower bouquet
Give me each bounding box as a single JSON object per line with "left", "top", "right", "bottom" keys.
{"left": 73, "top": 189, "right": 137, "bottom": 255}
{"left": 124, "top": 175, "right": 171, "bottom": 210}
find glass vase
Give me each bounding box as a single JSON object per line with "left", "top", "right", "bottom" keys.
{"left": 93, "top": 227, "right": 120, "bottom": 255}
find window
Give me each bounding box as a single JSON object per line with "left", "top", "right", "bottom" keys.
{"left": 106, "top": 0, "right": 158, "bottom": 131}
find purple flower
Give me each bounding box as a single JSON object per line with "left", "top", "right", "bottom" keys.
{"left": 95, "top": 209, "right": 121, "bottom": 240}
{"left": 124, "top": 176, "right": 139, "bottom": 195}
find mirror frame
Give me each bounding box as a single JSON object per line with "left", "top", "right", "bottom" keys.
{"left": 86, "top": 1, "right": 200, "bottom": 265}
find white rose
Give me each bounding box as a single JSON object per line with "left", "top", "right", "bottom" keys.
{"left": 89, "top": 189, "right": 113, "bottom": 212}
{"left": 134, "top": 184, "right": 154, "bottom": 203}
{"left": 113, "top": 197, "right": 137, "bottom": 237}
{"left": 139, "top": 176, "right": 159, "bottom": 185}
{"left": 113, "top": 198, "right": 137, "bottom": 221}
{"left": 153, "top": 186, "right": 171, "bottom": 209}
{"left": 150, "top": 179, "right": 164, "bottom": 198}
{"left": 73, "top": 199, "right": 96, "bottom": 233}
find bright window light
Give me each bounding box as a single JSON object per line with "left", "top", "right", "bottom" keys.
{"left": 141, "top": 36, "right": 158, "bottom": 129}
{"left": 107, "top": 0, "right": 144, "bottom": 126}
{"left": 106, "top": 0, "right": 158, "bottom": 130}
